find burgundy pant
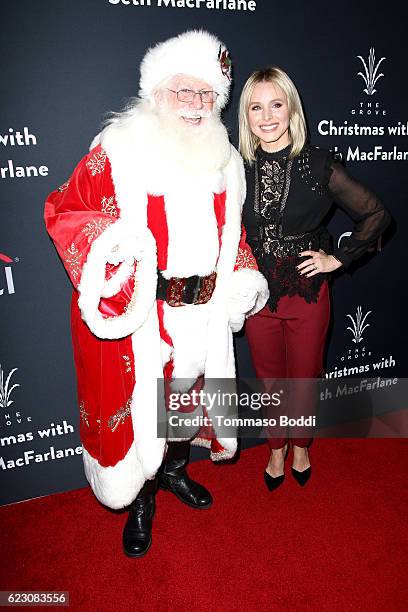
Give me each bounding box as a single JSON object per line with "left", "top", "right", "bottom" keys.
{"left": 245, "top": 282, "right": 330, "bottom": 449}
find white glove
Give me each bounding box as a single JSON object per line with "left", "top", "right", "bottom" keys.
{"left": 228, "top": 312, "right": 246, "bottom": 333}
{"left": 227, "top": 288, "right": 258, "bottom": 333}
{"left": 107, "top": 235, "right": 144, "bottom": 266}
{"left": 231, "top": 288, "right": 258, "bottom": 311}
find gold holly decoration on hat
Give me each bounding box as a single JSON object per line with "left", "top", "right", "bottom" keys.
{"left": 218, "top": 45, "right": 232, "bottom": 81}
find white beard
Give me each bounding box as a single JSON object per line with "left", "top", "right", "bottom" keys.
{"left": 106, "top": 100, "right": 231, "bottom": 186}
{"left": 150, "top": 104, "right": 231, "bottom": 175}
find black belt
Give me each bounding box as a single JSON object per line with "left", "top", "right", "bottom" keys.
{"left": 156, "top": 271, "right": 217, "bottom": 307}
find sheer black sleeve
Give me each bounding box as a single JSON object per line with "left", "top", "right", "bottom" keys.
{"left": 326, "top": 160, "right": 391, "bottom": 268}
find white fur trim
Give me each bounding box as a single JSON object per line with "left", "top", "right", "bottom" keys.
{"left": 159, "top": 146, "right": 245, "bottom": 458}
{"left": 190, "top": 437, "right": 211, "bottom": 450}
{"left": 82, "top": 442, "right": 144, "bottom": 510}
{"left": 131, "top": 305, "right": 167, "bottom": 480}
{"left": 161, "top": 177, "right": 221, "bottom": 278}
{"left": 78, "top": 222, "right": 157, "bottom": 339}
{"left": 140, "top": 30, "right": 231, "bottom": 110}
{"left": 160, "top": 339, "right": 173, "bottom": 368}
{"left": 190, "top": 437, "right": 236, "bottom": 461}
{"left": 190, "top": 436, "right": 236, "bottom": 461}
{"left": 211, "top": 146, "right": 246, "bottom": 302}
{"left": 216, "top": 440, "right": 237, "bottom": 457}
{"left": 89, "top": 132, "right": 101, "bottom": 151}
{"left": 210, "top": 446, "right": 236, "bottom": 461}
{"left": 200, "top": 152, "right": 245, "bottom": 451}
{"left": 101, "top": 124, "right": 148, "bottom": 227}
{"left": 100, "top": 260, "right": 134, "bottom": 298}
{"left": 162, "top": 303, "right": 209, "bottom": 381}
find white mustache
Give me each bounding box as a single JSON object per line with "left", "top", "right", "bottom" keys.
{"left": 177, "top": 109, "right": 212, "bottom": 119}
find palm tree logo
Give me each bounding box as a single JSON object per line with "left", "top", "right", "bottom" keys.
{"left": 357, "top": 48, "right": 386, "bottom": 96}
{"left": 0, "top": 365, "right": 20, "bottom": 408}
{"left": 346, "top": 307, "right": 372, "bottom": 344}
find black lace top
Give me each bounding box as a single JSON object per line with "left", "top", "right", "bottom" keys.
{"left": 243, "top": 144, "right": 390, "bottom": 312}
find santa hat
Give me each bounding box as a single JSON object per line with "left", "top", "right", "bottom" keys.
{"left": 139, "top": 30, "right": 232, "bottom": 110}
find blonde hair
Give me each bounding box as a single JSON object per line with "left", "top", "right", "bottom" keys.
{"left": 239, "top": 67, "right": 307, "bottom": 163}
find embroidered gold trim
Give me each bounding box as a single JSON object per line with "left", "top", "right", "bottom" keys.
{"left": 108, "top": 397, "right": 132, "bottom": 432}
{"left": 235, "top": 247, "right": 257, "bottom": 270}
{"left": 64, "top": 243, "right": 82, "bottom": 281}
{"left": 79, "top": 400, "right": 90, "bottom": 427}
{"left": 81, "top": 218, "right": 113, "bottom": 244}
{"left": 101, "top": 195, "right": 118, "bottom": 217}
{"left": 57, "top": 180, "right": 70, "bottom": 193}
{"left": 86, "top": 149, "right": 107, "bottom": 176}
{"left": 122, "top": 355, "right": 132, "bottom": 374}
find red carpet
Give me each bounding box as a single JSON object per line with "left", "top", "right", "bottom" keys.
{"left": 1, "top": 440, "right": 407, "bottom": 611}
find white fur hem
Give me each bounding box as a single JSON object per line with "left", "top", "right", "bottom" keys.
{"left": 82, "top": 443, "right": 145, "bottom": 509}
{"left": 131, "top": 305, "right": 167, "bottom": 480}
{"left": 216, "top": 437, "right": 237, "bottom": 457}
{"left": 191, "top": 437, "right": 211, "bottom": 450}
{"left": 83, "top": 300, "right": 167, "bottom": 509}
{"left": 211, "top": 446, "right": 236, "bottom": 461}
{"left": 191, "top": 436, "right": 237, "bottom": 461}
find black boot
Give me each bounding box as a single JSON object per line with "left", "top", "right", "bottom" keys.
{"left": 158, "top": 441, "right": 212, "bottom": 509}
{"left": 123, "top": 480, "right": 156, "bottom": 558}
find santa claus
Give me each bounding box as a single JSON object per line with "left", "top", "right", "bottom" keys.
{"left": 44, "top": 30, "right": 268, "bottom": 557}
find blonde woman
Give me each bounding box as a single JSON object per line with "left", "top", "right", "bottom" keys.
{"left": 239, "top": 68, "right": 390, "bottom": 490}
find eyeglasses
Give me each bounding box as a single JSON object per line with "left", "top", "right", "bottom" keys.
{"left": 167, "top": 89, "right": 219, "bottom": 103}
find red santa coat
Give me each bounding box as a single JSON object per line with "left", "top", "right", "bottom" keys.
{"left": 45, "top": 122, "right": 268, "bottom": 509}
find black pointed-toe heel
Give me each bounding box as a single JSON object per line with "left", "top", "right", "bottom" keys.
{"left": 264, "top": 443, "right": 288, "bottom": 491}
{"left": 264, "top": 471, "right": 285, "bottom": 491}
{"left": 291, "top": 466, "right": 311, "bottom": 487}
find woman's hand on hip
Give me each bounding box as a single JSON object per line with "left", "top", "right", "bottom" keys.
{"left": 297, "top": 249, "right": 343, "bottom": 277}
